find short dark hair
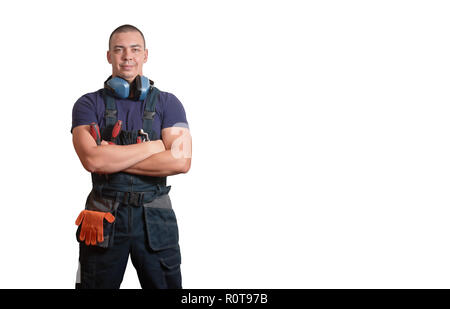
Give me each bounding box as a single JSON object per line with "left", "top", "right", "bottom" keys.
{"left": 109, "top": 24, "right": 146, "bottom": 50}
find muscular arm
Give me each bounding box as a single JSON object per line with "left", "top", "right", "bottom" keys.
{"left": 72, "top": 125, "right": 165, "bottom": 174}
{"left": 123, "top": 127, "right": 192, "bottom": 177}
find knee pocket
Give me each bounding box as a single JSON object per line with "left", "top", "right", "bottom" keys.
{"left": 159, "top": 249, "right": 182, "bottom": 289}
{"left": 160, "top": 251, "right": 181, "bottom": 271}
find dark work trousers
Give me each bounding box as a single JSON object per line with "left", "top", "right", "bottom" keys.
{"left": 76, "top": 193, "right": 182, "bottom": 289}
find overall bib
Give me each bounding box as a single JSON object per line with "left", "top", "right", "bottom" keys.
{"left": 76, "top": 87, "right": 182, "bottom": 289}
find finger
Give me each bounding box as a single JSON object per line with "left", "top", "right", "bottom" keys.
{"left": 96, "top": 221, "right": 104, "bottom": 243}
{"left": 90, "top": 230, "right": 97, "bottom": 245}
{"left": 97, "top": 228, "right": 104, "bottom": 243}
{"left": 75, "top": 211, "right": 85, "bottom": 226}
{"left": 85, "top": 230, "right": 91, "bottom": 245}
{"left": 88, "top": 230, "right": 95, "bottom": 246}
{"left": 79, "top": 226, "right": 86, "bottom": 241}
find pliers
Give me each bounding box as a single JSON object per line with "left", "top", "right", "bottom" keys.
{"left": 137, "top": 129, "right": 149, "bottom": 143}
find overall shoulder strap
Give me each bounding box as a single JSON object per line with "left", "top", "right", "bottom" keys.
{"left": 143, "top": 86, "right": 160, "bottom": 140}
{"left": 103, "top": 90, "right": 118, "bottom": 128}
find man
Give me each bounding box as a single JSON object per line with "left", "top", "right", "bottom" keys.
{"left": 71, "top": 24, "right": 191, "bottom": 289}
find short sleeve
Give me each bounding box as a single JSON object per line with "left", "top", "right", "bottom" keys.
{"left": 161, "top": 92, "right": 189, "bottom": 129}
{"left": 71, "top": 94, "right": 98, "bottom": 133}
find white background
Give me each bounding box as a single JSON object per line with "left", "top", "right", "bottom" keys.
{"left": 0, "top": 0, "right": 449, "bottom": 288}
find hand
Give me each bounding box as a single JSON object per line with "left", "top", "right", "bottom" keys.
{"left": 148, "top": 139, "right": 166, "bottom": 155}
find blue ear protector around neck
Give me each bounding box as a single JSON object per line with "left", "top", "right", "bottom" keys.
{"left": 104, "top": 75, "right": 152, "bottom": 101}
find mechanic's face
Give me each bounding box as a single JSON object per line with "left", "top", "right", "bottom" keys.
{"left": 107, "top": 31, "right": 148, "bottom": 83}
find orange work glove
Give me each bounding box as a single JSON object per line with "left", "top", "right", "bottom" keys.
{"left": 75, "top": 210, "right": 115, "bottom": 246}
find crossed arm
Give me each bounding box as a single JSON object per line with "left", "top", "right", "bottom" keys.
{"left": 72, "top": 125, "right": 192, "bottom": 177}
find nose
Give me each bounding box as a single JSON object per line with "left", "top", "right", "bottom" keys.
{"left": 122, "top": 48, "right": 133, "bottom": 61}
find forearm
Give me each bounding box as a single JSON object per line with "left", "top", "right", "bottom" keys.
{"left": 87, "top": 142, "right": 156, "bottom": 174}
{"left": 123, "top": 150, "right": 191, "bottom": 177}
{"left": 73, "top": 125, "right": 168, "bottom": 174}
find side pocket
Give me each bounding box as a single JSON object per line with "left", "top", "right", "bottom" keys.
{"left": 160, "top": 250, "right": 182, "bottom": 289}
{"left": 143, "top": 194, "right": 179, "bottom": 251}
{"left": 160, "top": 251, "right": 182, "bottom": 271}
{"left": 76, "top": 191, "right": 119, "bottom": 248}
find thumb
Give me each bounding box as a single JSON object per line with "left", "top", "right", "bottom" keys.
{"left": 104, "top": 212, "right": 115, "bottom": 223}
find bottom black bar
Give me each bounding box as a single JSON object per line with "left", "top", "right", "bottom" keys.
{"left": 1, "top": 289, "right": 449, "bottom": 307}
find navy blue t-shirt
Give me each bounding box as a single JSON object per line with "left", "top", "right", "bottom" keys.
{"left": 71, "top": 88, "right": 188, "bottom": 139}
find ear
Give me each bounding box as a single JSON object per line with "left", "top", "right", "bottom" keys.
{"left": 107, "top": 50, "right": 112, "bottom": 64}
{"left": 143, "top": 49, "right": 148, "bottom": 63}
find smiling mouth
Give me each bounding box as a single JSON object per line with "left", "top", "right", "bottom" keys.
{"left": 120, "top": 62, "right": 135, "bottom": 68}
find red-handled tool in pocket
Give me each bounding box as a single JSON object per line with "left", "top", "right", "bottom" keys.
{"left": 89, "top": 122, "right": 108, "bottom": 176}
{"left": 109, "top": 120, "right": 122, "bottom": 145}
{"left": 89, "top": 122, "right": 101, "bottom": 146}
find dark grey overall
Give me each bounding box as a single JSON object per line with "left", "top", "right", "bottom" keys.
{"left": 76, "top": 87, "right": 182, "bottom": 289}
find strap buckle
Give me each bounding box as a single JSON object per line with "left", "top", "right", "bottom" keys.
{"left": 124, "top": 192, "right": 144, "bottom": 206}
